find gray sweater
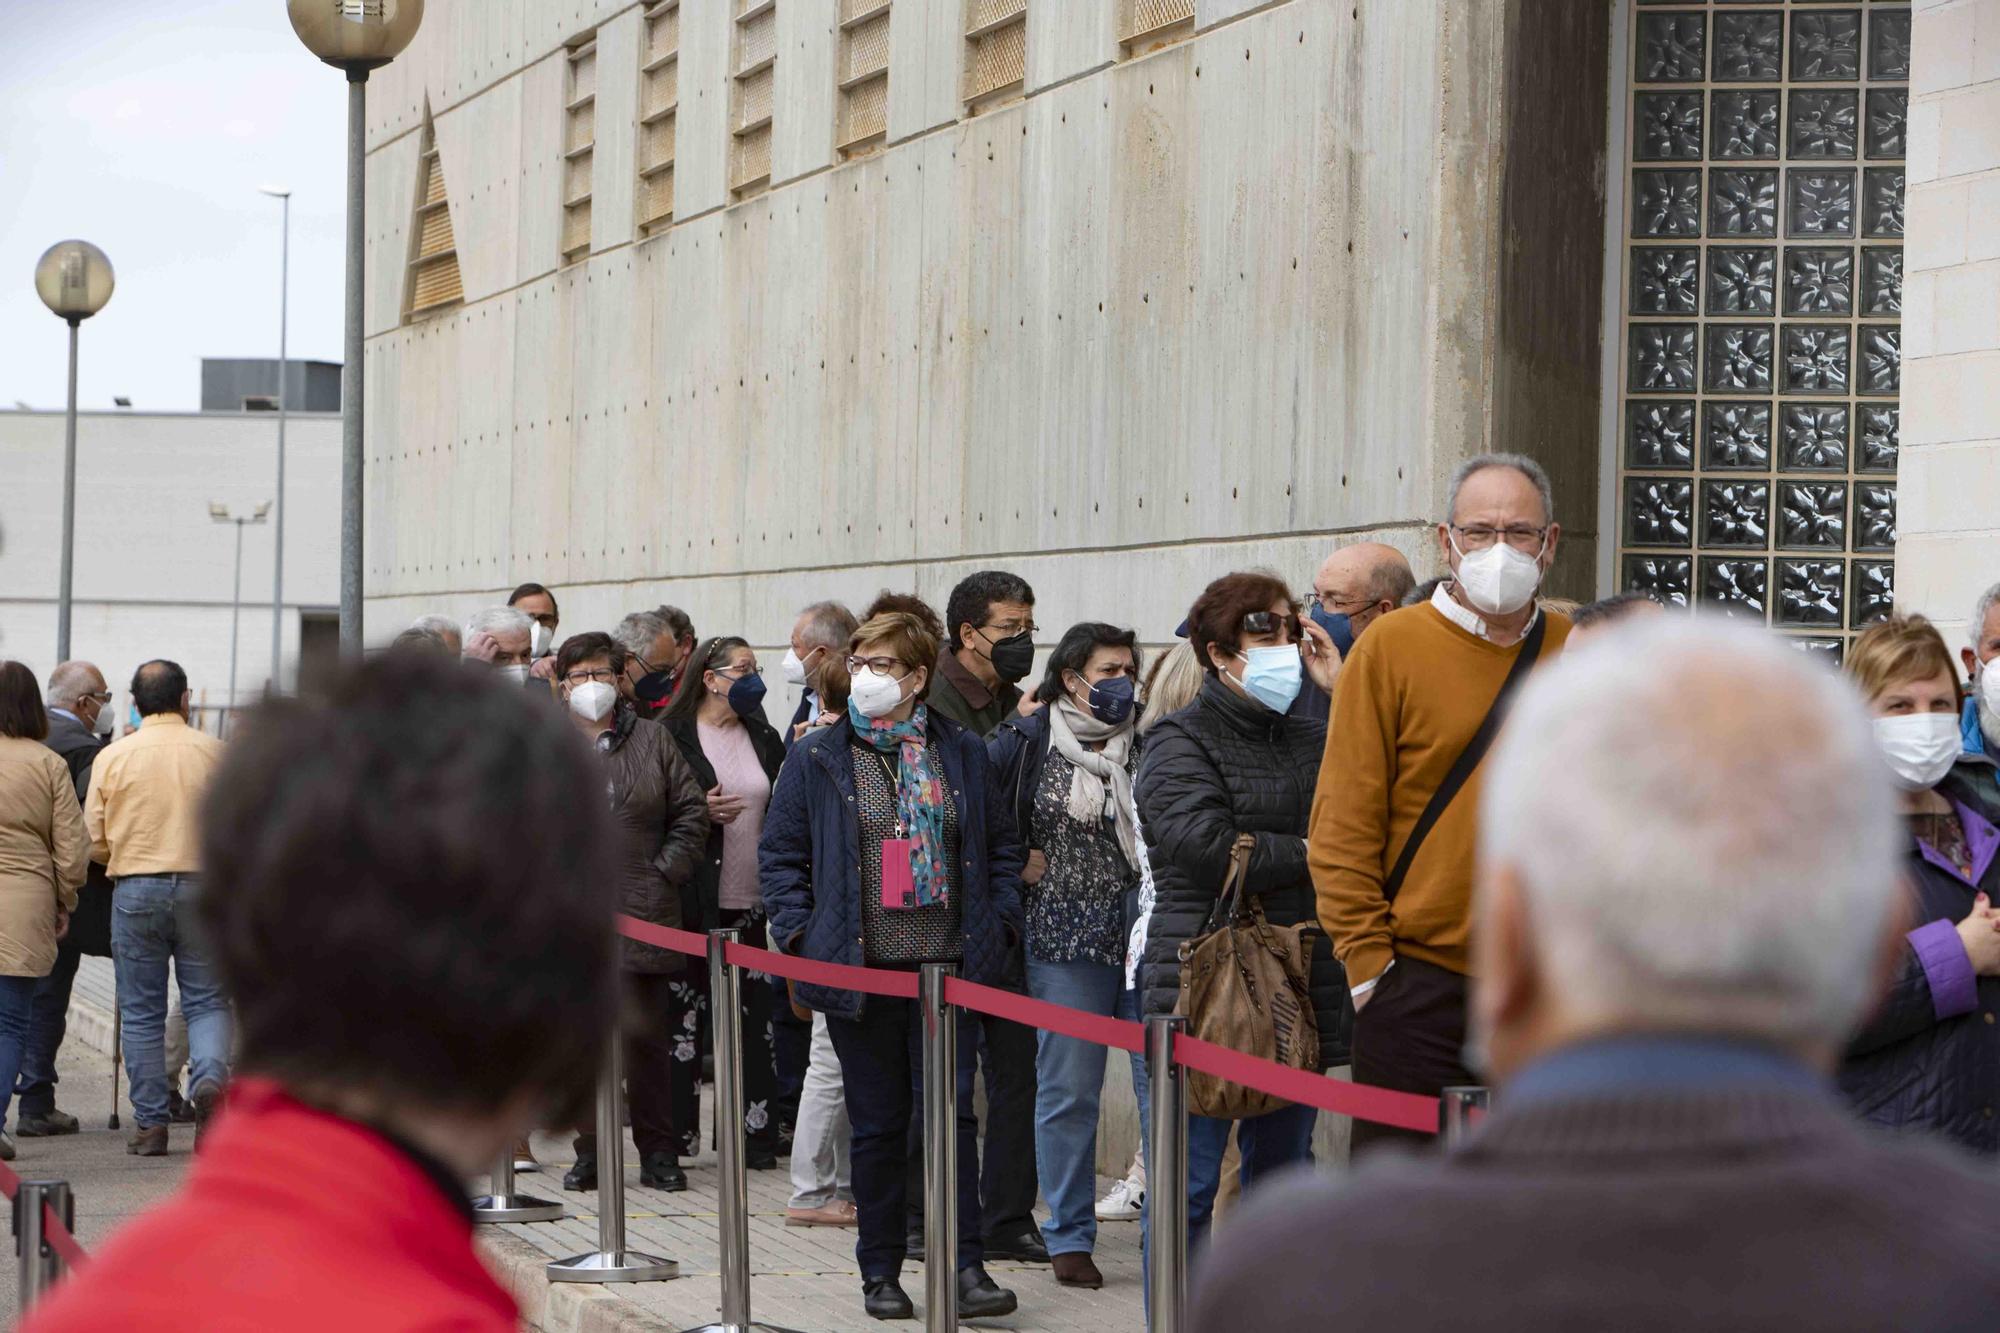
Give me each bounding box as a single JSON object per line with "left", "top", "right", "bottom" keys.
{"left": 1192, "top": 1089, "right": 2000, "bottom": 1333}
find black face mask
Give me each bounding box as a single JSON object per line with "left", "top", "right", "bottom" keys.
{"left": 985, "top": 630, "right": 1035, "bottom": 685}
{"left": 635, "top": 670, "right": 675, "bottom": 704}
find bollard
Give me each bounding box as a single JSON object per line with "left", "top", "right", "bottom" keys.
{"left": 688, "top": 929, "right": 799, "bottom": 1333}
{"left": 470, "top": 1147, "right": 564, "bottom": 1225}
{"left": 15, "top": 1180, "right": 74, "bottom": 1315}
{"left": 919, "top": 963, "right": 957, "bottom": 1333}
{"left": 547, "top": 1023, "right": 679, "bottom": 1283}
{"left": 1146, "top": 1015, "right": 1189, "bottom": 1333}
{"left": 1439, "top": 1085, "right": 1490, "bottom": 1146}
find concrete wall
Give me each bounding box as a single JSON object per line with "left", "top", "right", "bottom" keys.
{"left": 1901, "top": 0, "right": 2000, "bottom": 644}
{"left": 0, "top": 410, "right": 341, "bottom": 718}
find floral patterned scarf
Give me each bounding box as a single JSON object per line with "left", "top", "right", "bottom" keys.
{"left": 849, "top": 701, "right": 952, "bottom": 907}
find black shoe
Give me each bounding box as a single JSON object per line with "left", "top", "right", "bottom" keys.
{"left": 639, "top": 1152, "right": 687, "bottom": 1191}
{"left": 167, "top": 1090, "right": 196, "bottom": 1125}
{"left": 956, "top": 1264, "right": 1018, "bottom": 1318}
{"left": 745, "top": 1145, "right": 780, "bottom": 1171}
{"left": 862, "top": 1277, "right": 914, "bottom": 1320}
{"left": 14, "top": 1109, "right": 79, "bottom": 1137}
{"left": 904, "top": 1231, "right": 925, "bottom": 1264}
{"left": 984, "top": 1227, "right": 1050, "bottom": 1264}
{"left": 563, "top": 1154, "right": 597, "bottom": 1192}
{"left": 190, "top": 1080, "right": 224, "bottom": 1149}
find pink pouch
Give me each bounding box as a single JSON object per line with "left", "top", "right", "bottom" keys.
{"left": 880, "top": 837, "right": 917, "bottom": 909}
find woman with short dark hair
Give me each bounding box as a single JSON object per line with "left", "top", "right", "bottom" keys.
{"left": 662, "top": 636, "right": 787, "bottom": 1167}
{"left": 987, "top": 623, "right": 1143, "bottom": 1289}
{"left": 551, "top": 632, "right": 711, "bottom": 1192}
{"left": 0, "top": 662, "right": 85, "bottom": 1162}
{"left": 760, "top": 612, "right": 1023, "bottom": 1321}
{"left": 1138, "top": 572, "right": 1350, "bottom": 1265}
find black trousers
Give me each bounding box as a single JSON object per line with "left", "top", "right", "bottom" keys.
{"left": 904, "top": 1009, "right": 1040, "bottom": 1242}
{"left": 718, "top": 909, "right": 782, "bottom": 1153}
{"left": 772, "top": 977, "right": 810, "bottom": 1132}
{"left": 16, "top": 938, "right": 81, "bottom": 1116}
{"left": 576, "top": 969, "right": 699, "bottom": 1160}
{"left": 1349, "top": 954, "right": 1471, "bottom": 1157}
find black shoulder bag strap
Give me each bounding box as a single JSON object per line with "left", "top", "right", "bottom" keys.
{"left": 1380, "top": 613, "right": 1547, "bottom": 904}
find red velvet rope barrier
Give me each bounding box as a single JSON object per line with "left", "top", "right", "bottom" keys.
{"left": 0, "top": 1157, "right": 90, "bottom": 1267}
{"left": 617, "top": 913, "right": 1439, "bottom": 1132}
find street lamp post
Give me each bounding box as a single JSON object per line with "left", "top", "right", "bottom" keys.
{"left": 211, "top": 502, "right": 271, "bottom": 732}
{"left": 286, "top": 0, "right": 425, "bottom": 659}
{"left": 33, "top": 240, "right": 115, "bottom": 664}
{"left": 261, "top": 186, "right": 292, "bottom": 691}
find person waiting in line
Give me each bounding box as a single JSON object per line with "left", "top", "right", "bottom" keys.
{"left": 662, "top": 636, "right": 787, "bottom": 1169}
{"left": 506, "top": 582, "right": 561, "bottom": 681}
{"left": 783, "top": 600, "right": 860, "bottom": 750}
{"left": 1839, "top": 614, "right": 2000, "bottom": 1154}
{"left": 1293, "top": 541, "right": 1415, "bottom": 721}
{"left": 987, "top": 624, "right": 1144, "bottom": 1290}
{"left": 636, "top": 605, "right": 700, "bottom": 713}
{"left": 759, "top": 611, "right": 1023, "bottom": 1321}
{"left": 1137, "top": 574, "right": 1348, "bottom": 1268}
{"left": 551, "top": 633, "right": 710, "bottom": 1193}
{"left": 460, "top": 607, "right": 536, "bottom": 682}
{"left": 1956, "top": 582, "right": 2000, "bottom": 813}
{"left": 22, "top": 655, "right": 620, "bottom": 1333}
{"left": 0, "top": 663, "right": 85, "bottom": 1162}
{"left": 408, "top": 613, "right": 463, "bottom": 655}
{"left": 1097, "top": 639, "right": 1209, "bottom": 1226}
{"left": 1565, "top": 590, "right": 1664, "bottom": 649}
{"left": 920, "top": 572, "right": 1045, "bottom": 1266}
{"left": 1190, "top": 619, "right": 2000, "bottom": 1333}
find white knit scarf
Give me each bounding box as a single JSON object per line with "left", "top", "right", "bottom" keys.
{"left": 1048, "top": 696, "right": 1140, "bottom": 871}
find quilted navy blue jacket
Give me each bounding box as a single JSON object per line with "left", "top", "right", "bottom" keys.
{"left": 758, "top": 709, "right": 1026, "bottom": 1020}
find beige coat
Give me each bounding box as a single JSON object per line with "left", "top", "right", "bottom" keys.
{"left": 0, "top": 736, "right": 87, "bottom": 976}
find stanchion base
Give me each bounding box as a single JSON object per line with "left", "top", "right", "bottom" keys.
{"left": 683, "top": 1324, "right": 807, "bottom": 1332}
{"left": 546, "top": 1251, "right": 681, "bottom": 1284}
{"left": 470, "top": 1192, "right": 565, "bottom": 1225}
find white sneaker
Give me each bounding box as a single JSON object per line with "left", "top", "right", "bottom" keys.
{"left": 1095, "top": 1175, "right": 1144, "bottom": 1221}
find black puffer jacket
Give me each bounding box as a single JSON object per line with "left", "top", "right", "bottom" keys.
{"left": 598, "top": 707, "right": 711, "bottom": 973}
{"left": 1839, "top": 776, "right": 2000, "bottom": 1154}
{"left": 1137, "top": 677, "right": 1351, "bottom": 1068}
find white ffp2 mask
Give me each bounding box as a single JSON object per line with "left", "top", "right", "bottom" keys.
{"left": 1451, "top": 534, "right": 1546, "bottom": 617}
{"left": 781, "top": 647, "right": 812, "bottom": 688}
{"left": 849, "top": 667, "right": 906, "bottom": 719}
{"left": 567, "top": 681, "right": 617, "bottom": 722}
{"left": 1873, "top": 713, "right": 1961, "bottom": 791}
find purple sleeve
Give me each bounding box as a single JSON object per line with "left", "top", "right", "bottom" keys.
{"left": 1908, "top": 918, "right": 1979, "bottom": 1021}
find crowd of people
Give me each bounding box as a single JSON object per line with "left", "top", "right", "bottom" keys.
{"left": 6, "top": 451, "right": 2000, "bottom": 1328}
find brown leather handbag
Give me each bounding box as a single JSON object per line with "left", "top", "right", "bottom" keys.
{"left": 1174, "top": 834, "right": 1324, "bottom": 1120}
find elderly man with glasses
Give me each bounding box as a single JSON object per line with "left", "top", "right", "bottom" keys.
{"left": 1308, "top": 453, "right": 1573, "bottom": 1155}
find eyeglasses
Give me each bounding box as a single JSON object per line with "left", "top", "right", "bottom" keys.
{"left": 980, "top": 620, "right": 1037, "bottom": 638}
{"left": 712, "top": 663, "right": 763, "bottom": 679}
{"left": 1451, "top": 524, "right": 1549, "bottom": 554}
{"left": 846, "top": 655, "right": 911, "bottom": 677}
{"left": 564, "top": 668, "right": 618, "bottom": 685}
{"left": 1308, "top": 590, "right": 1374, "bottom": 615}
{"left": 1241, "top": 610, "right": 1302, "bottom": 640}
{"left": 82, "top": 690, "right": 112, "bottom": 705}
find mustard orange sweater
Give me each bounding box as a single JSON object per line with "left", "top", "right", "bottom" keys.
{"left": 1308, "top": 602, "right": 1569, "bottom": 984}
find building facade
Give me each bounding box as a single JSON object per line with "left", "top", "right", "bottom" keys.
{"left": 356, "top": 0, "right": 1993, "bottom": 656}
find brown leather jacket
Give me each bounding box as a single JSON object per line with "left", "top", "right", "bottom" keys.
{"left": 597, "top": 707, "right": 710, "bottom": 972}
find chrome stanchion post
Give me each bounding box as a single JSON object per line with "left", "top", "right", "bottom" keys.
{"left": 690, "top": 929, "right": 800, "bottom": 1333}
{"left": 471, "top": 1145, "right": 564, "bottom": 1224}
{"left": 547, "top": 1022, "right": 679, "bottom": 1283}
{"left": 920, "top": 963, "right": 957, "bottom": 1333}
{"left": 15, "top": 1180, "right": 73, "bottom": 1314}
{"left": 1147, "top": 1014, "right": 1189, "bottom": 1333}
{"left": 1439, "top": 1085, "right": 1489, "bottom": 1146}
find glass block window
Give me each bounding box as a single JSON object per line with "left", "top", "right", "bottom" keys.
{"left": 562, "top": 36, "right": 597, "bottom": 264}
{"left": 638, "top": 2, "right": 680, "bottom": 235}
{"left": 965, "top": 0, "right": 1027, "bottom": 112}
{"left": 1617, "top": 2, "right": 1905, "bottom": 643}
{"left": 732, "top": 0, "right": 778, "bottom": 199}
{"left": 839, "top": 0, "right": 891, "bottom": 158}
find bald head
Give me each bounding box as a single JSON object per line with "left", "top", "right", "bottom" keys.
{"left": 1311, "top": 543, "right": 1414, "bottom": 642}
{"left": 1475, "top": 619, "right": 1900, "bottom": 1080}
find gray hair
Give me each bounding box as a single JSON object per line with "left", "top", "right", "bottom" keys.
{"left": 463, "top": 606, "right": 532, "bottom": 645}
{"left": 612, "top": 611, "right": 670, "bottom": 659}
{"left": 1971, "top": 582, "right": 2000, "bottom": 647}
{"left": 1480, "top": 618, "right": 1899, "bottom": 1052}
{"left": 797, "top": 600, "right": 859, "bottom": 654}
{"left": 651, "top": 605, "right": 695, "bottom": 643}
{"left": 46, "top": 660, "right": 101, "bottom": 708}
{"left": 1447, "top": 453, "right": 1555, "bottom": 526}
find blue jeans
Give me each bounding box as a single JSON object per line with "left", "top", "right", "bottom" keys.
{"left": 16, "top": 939, "right": 80, "bottom": 1115}
{"left": 0, "top": 975, "right": 39, "bottom": 1128}
{"left": 111, "top": 876, "right": 232, "bottom": 1129}
{"left": 1025, "top": 955, "right": 1124, "bottom": 1256}
{"left": 1141, "top": 1098, "right": 1318, "bottom": 1312}
{"left": 1118, "top": 985, "right": 1150, "bottom": 1158}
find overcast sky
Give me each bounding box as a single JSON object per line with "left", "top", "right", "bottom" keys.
{"left": 1, "top": 0, "right": 348, "bottom": 412}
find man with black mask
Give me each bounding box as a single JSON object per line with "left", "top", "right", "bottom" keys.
{"left": 929, "top": 572, "right": 1038, "bottom": 737}
{"left": 614, "top": 607, "right": 698, "bottom": 715}
{"left": 908, "top": 570, "right": 1049, "bottom": 1266}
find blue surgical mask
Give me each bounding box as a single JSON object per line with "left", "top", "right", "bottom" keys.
{"left": 1081, "top": 675, "right": 1136, "bottom": 726}
{"left": 1309, "top": 604, "right": 1356, "bottom": 659}
{"left": 725, "top": 672, "right": 768, "bottom": 720}
{"left": 1238, "top": 646, "right": 1303, "bottom": 714}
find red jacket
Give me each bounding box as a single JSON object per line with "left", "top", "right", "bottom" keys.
{"left": 23, "top": 1079, "right": 517, "bottom": 1333}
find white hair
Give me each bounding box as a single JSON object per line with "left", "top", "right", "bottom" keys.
{"left": 1447, "top": 452, "right": 1555, "bottom": 526}
{"left": 612, "top": 611, "right": 669, "bottom": 659}
{"left": 1480, "top": 617, "right": 1900, "bottom": 1051}
{"left": 463, "top": 606, "right": 532, "bottom": 644}
{"left": 1970, "top": 581, "right": 2000, "bottom": 647}
{"left": 409, "top": 614, "right": 462, "bottom": 649}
